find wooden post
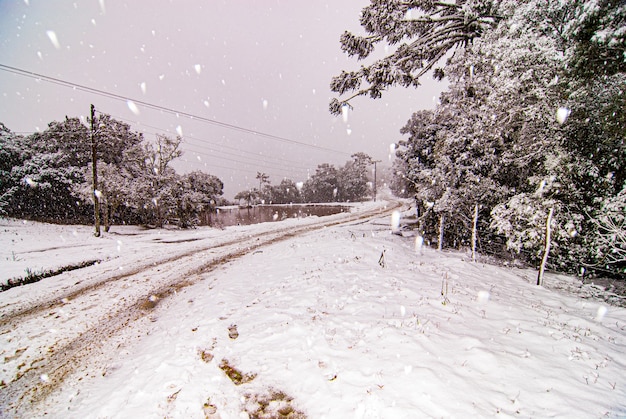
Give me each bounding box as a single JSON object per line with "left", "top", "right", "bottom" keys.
{"left": 471, "top": 203, "right": 478, "bottom": 262}
{"left": 438, "top": 213, "right": 445, "bottom": 251}
{"left": 537, "top": 206, "right": 554, "bottom": 286}
{"left": 373, "top": 160, "right": 381, "bottom": 202}
{"left": 90, "top": 104, "right": 101, "bottom": 237}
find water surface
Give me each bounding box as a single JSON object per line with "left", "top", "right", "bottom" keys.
{"left": 203, "top": 204, "right": 349, "bottom": 227}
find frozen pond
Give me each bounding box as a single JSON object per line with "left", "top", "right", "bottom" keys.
{"left": 204, "top": 204, "right": 349, "bottom": 227}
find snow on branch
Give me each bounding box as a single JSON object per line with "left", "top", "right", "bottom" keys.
{"left": 330, "top": 0, "right": 502, "bottom": 114}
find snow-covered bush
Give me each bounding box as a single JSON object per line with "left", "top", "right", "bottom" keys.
{"left": 490, "top": 175, "right": 585, "bottom": 272}
{"left": 590, "top": 188, "right": 626, "bottom": 276}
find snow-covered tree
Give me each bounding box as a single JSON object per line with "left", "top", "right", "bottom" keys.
{"left": 395, "top": 110, "right": 445, "bottom": 233}
{"left": 270, "top": 179, "right": 303, "bottom": 204}
{"left": 301, "top": 155, "right": 375, "bottom": 203}
{"left": 329, "top": 0, "right": 503, "bottom": 114}
{"left": 171, "top": 171, "right": 223, "bottom": 228}
{"left": 74, "top": 162, "right": 134, "bottom": 232}
{"left": 131, "top": 134, "right": 183, "bottom": 227}
{"left": 30, "top": 117, "right": 92, "bottom": 167}
{"left": 9, "top": 150, "right": 87, "bottom": 222}
{"left": 590, "top": 188, "right": 626, "bottom": 275}
{"left": 395, "top": 60, "right": 510, "bottom": 250}
{"left": 0, "top": 124, "right": 27, "bottom": 216}
{"left": 92, "top": 113, "right": 144, "bottom": 166}
{"left": 567, "top": 0, "right": 626, "bottom": 79}
{"left": 339, "top": 152, "right": 374, "bottom": 202}
{"left": 67, "top": 114, "right": 147, "bottom": 229}
{"left": 389, "top": 158, "right": 413, "bottom": 198}
{"left": 303, "top": 164, "right": 340, "bottom": 203}
{"left": 4, "top": 118, "right": 92, "bottom": 222}
{"left": 234, "top": 189, "right": 260, "bottom": 207}
{"left": 491, "top": 175, "right": 584, "bottom": 270}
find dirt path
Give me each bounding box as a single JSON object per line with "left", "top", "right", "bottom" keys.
{"left": 0, "top": 202, "right": 401, "bottom": 417}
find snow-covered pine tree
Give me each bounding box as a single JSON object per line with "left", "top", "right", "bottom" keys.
{"left": 329, "top": 0, "right": 503, "bottom": 115}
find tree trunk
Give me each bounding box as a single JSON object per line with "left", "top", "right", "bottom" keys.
{"left": 106, "top": 202, "right": 120, "bottom": 233}
{"left": 154, "top": 198, "right": 164, "bottom": 228}
{"left": 471, "top": 203, "right": 479, "bottom": 262}
{"left": 415, "top": 198, "right": 420, "bottom": 228}
{"left": 438, "top": 213, "right": 445, "bottom": 251}
{"left": 103, "top": 202, "right": 110, "bottom": 233}
{"left": 537, "top": 206, "right": 554, "bottom": 286}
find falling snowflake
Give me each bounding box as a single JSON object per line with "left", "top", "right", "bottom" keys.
{"left": 556, "top": 107, "right": 570, "bottom": 124}
{"left": 341, "top": 104, "right": 349, "bottom": 123}
{"left": 46, "top": 30, "right": 60, "bottom": 49}
{"left": 127, "top": 100, "right": 140, "bottom": 115}
{"left": 391, "top": 210, "right": 401, "bottom": 231}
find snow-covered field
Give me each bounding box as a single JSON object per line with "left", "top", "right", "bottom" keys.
{"left": 1, "top": 202, "right": 625, "bottom": 418}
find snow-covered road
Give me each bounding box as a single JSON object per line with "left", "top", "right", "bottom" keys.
{"left": 1, "top": 201, "right": 626, "bottom": 418}
{"left": 0, "top": 201, "right": 399, "bottom": 417}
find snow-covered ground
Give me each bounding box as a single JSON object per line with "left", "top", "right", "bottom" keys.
{"left": 1, "top": 202, "right": 625, "bottom": 418}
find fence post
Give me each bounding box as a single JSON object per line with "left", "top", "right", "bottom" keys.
{"left": 471, "top": 203, "right": 478, "bottom": 262}
{"left": 537, "top": 206, "right": 554, "bottom": 286}
{"left": 438, "top": 213, "right": 445, "bottom": 251}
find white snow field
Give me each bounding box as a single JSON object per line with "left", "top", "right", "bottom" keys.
{"left": 1, "top": 201, "right": 625, "bottom": 418}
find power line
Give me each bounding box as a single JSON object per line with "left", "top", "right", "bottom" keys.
{"left": 100, "top": 118, "right": 314, "bottom": 183}
{"left": 107, "top": 113, "right": 314, "bottom": 170}
{"left": 0, "top": 63, "right": 351, "bottom": 156}
{"left": 177, "top": 158, "right": 297, "bottom": 181}
{"left": 105, "top": 115, "right": 316, "bottom": 179}
{"left": 184, "top": 144, "right": 310, "bottom": 175}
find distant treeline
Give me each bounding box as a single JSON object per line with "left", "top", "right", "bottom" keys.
{"left": 234, "top": 152, "right": 376, "bottom": 206}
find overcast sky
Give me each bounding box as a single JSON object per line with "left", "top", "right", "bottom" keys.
{"left": 0, "top": 0, "right": 447, "bottom": 198}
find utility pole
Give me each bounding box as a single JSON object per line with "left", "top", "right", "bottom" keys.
{"left": 373, "top": 160, "right": 382, "bottom": 202}
{"left": 90, "top": 104, "right": 101, "bottom": 237}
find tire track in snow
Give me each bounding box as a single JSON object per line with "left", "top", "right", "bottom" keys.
{"left": 0, "top": 231, "right": 277, "bottom": 325}
{"left": 0, "top": 201, "right": 402, "bottom": 417}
